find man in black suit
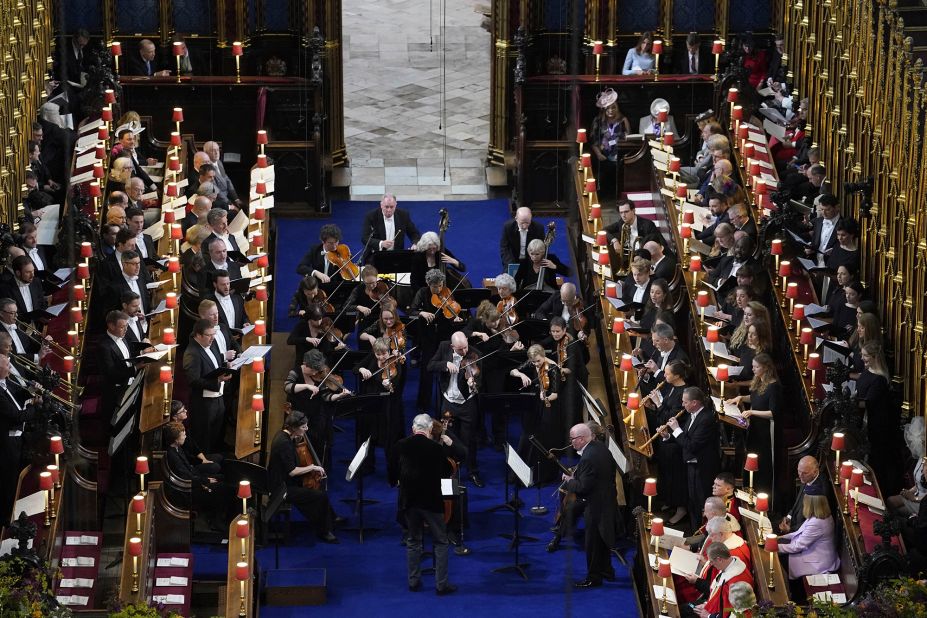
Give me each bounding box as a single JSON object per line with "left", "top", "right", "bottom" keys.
{"left": 533, "top": 282, "right": 589, "bottom": 340}
{"left": 805, "top": 194, "right": 842, "bottom": 265}
{"left": 673, "top": 32, "right": 712, "bottom": 75}
{"left": 206, "top": 271, "right": 249, "bottom": 331}
{"left": 499, "top": 206, "right": 544, "bottom": 269}
{"left": 126, "top": 39, "right": 170, "bottom": 77}
{"left": 125, "top": 207, "right": 157, "bottom": 262}
{"left": 0, "top": 256, "right": 48, "bottom": 324}
{"left": 779, "top": 455, "right": 830, "bottom": 533}
{"left": 640, "top": 323, "right": 689, "bottom": 394}
{"left": 662, "top": 387, "right": 720, "bottom": 530}
{"left": 105, "top": 250, "right": 151, "bottom": 315}
{"left": 792, "top": 164, "right": 829, "bottom": 204}
{"left": 183, "top": 319, "right": 233, "bottom": 453}
{"left": 205, "top": 208, "right": 240, "bottom": 252}
{"left": 696, "top": 192, "right": 730, "bottom": 246}
{"left": 297, "top": 224, "right": 348, "bottom": 282}
{"left": 360, "top": 194, "right": 422, "bottom": 264}
{"left": 388, "top": 413, "right": 456, "bottom": 594}
{"left": 727, "top": 204, "right": 758, "bottom": 240}
{"left": 0, "top": 354, "right": 40, "bottom": 521}
{"left": 643, "top": 239, "right": 677, "bottom": 282}
{"left": 98, "top": 310, "right": 144, "bottom": 425}
{"left": 620, "top": 257, "right": 652, "bottom": 314}
{"left": 562, "top": 422, "right": 622, "bottom": 587}
{"left": 120, "top": 291, "right": 150, "bottom": 350}
{"left": 203, "top": 236, "right": 243, "bottom": 282}
{"left": 100, "top": 228, "right": 141, "bottom": 282}
{"left": 0, "top": 298, "right": 46, "bottom": 363}
{"left": 268, "top": 411, "right": 340, "bottom": 543}
{"left": 182, "top": 196, "right": 212, "bottom": 236}
{"left": 707, "top": 235, "right": 757, "bottom": 295}
{"left": 605, "top": 198, "right": 660, "bottom": 256}
{"left": 17, "top": 222, "right": 52, "bottom": 274}
{"left": 427, "top": 332, "right": 483, "bottom": 487}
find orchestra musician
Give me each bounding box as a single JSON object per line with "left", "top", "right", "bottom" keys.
{"left": 297, "top": 223, "right": 353, "bottom": 283}
{"left": 620, "top": 257, "right": 652, "bottom": 318}
{"left": 540, "top": 316, "right": 588, "bottom": 433}
{"left": 360, "top": 194, "right": 422, "bottom": 264}
{"left": 268, "top": 411, "right": 341, "bottom": 544}
{"left": 510, "top": 344, "right": 561, "bottom": 483}
{"left": 344, "top": 265, "right": 390, "bottom": 331}
{"left": 639, "top": 322, "right": 689, "bottom": 396}
{"left": 534, "top": 282, "right": 590, "bottom": 341}
{"left": 499, "top": 206, "right": 544, "bottom": 269}
{"left": 427, "top": 332, "right": 483, "bottom": 488}
{"left": 355, "top": 337, "right": 406, "bottom": 472}
{"left": 604, "top": 198, "right": 659, "bottom": 256}
{"left": 287, "top": 305, "right": 347, "bottom": 368}
{"left": 0, "top": 354, "right": 41, "bottom": 520}
{"left": 412, "top": 231, "right": 470, "bottom": 290}
{"left": 513, "top": 238, "right": 571, "bottom": 292}
{"left": 0, "top": 297, "right": 51, "bottom": 363}
{"left": 493, "top": 273, "right": 519, "bottom": 328}
{"left": 359, "top": 299, "right": 405, "bottom": 355}
{"left": 643, "top": 359, "right": 690, "bottom": 525}
{"left": 288, "top": 275, "right": 334, "bottom": 319}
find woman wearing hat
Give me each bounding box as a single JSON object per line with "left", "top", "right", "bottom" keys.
{"left": 590, "top": 88, "right": 630, "bottom": 199}
{"left": 638, "top": 98, "right": 677, "bottom": 137}
{"left": 621, "top": 32, "right": 655, "bottom": 75}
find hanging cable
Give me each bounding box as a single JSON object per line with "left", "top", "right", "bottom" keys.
{"left": 441, "top": 0, "right": 449, "bottom": 179}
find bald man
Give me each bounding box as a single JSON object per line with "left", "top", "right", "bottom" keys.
{"left": 534, "top": 282, "right": 589, "bottom": 340}
{"left": 643, "top": 239, "right": 677, "bottom": 282}
{"left": 780, "top": 455, "right": 829, "bottom": 533}
{"left": 500, "top": 206, "right": 544, "bottom": 268}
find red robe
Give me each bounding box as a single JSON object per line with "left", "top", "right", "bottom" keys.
{"left": 703, "top": 557, "right": 754, "bottom": 617}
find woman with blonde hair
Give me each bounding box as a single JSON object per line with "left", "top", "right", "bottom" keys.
{"left": 729, "top": 301, "right": 769, "bottom": 350}
{"left": 850, "top": 311, "right": 882, "bottom": 374}
{"left": 888, "top": 416, "right": 927, "bottom": 516}
{"left": 732, "top": 318, "right": 772, "bottom": 382}
{"left": 857, "top": 341, "right": 903, "bottom": 494}
{"left": 777, "top": 489, "right": 839, "bottom": 599}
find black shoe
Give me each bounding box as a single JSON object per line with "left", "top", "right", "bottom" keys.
{"left": 574, "top": 578, "right": 602, "bottom": 588}
{"left": 436, "top": 584, "right": 458, "bottom": 596}
{"left": 333, "top": 515, "right": 348, "bottom": 527}
{"left": 318, "top": 532, "right": 340, "bottom": 544}
{"left": 408, "top": 581, "right": 422, "bottom": 592}
{"left": 547, "top": 536, "right": 561, "bottom": 553}
{"left": 469, "top": 473, "right": 485, "bottom": 488}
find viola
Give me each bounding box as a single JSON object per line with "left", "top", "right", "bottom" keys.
{"left": 538, "top": 360, "right": 552, "bottom": 408}
{"left": 431, "top": 410, "right": 458, "bottom": 524}
{"left": 319, "top": 317, "right": 345, "bottom": 346}
{"left": 366, "top": 280, "right": 392, "bottom": 303}
{"left": 325, "top": 243, "right": 360, "bottom": 279}
{"left": 497, "top": 298, "right": 518, "bottom": 325}
{"left": 431, "top": 286, "right": 462, "bottom": 320}
{"left": 557, "top": 333, "right": 573, "bottom": 382}
{"left": 308, "top": 366, "right": 345, "bottom": 392}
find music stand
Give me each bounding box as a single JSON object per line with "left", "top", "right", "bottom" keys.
{"left": 516, "top": 291, "right": 553, "bottom": 317}
{"left": 514, "top": 318, "right": 551, "bottom": 345}
{"left": 344, "top": 436, "right": 377, "bottom": 542}
{"left": 333, "top": 392, "right": 389, "bottom": 502}
{"left": 492, "top": 444, "right": 532, "bottom": 580}
{"left": 455, "top": 288, "right": 492, "bottom": 311}
{"left": 479, "top": 392, "right": 537, "bottom": 516}
{"left": 371, "top": 250, "right": 420, "bottom": 307}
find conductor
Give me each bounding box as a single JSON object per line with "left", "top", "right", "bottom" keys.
{"left": 388, "top": 414, "right": 457, "bottom": 595}
{"left": 561, "top": 423, "right": 623, "bottom": 588}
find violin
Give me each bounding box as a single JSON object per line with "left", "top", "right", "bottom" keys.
{"left": 310, "top": 289, "right": 335, "bottom": 314}
{"left": 432, "top": 286, "right": 462, "bottom": 320}
{"left": 460, "top": 351, "right": 481, "bottom": 393}
{"left": 294, "top": 434, "right": 324, "bottom": 489}
{"left": 431, "top": 410, "right": 458, "bottom": 524}
{"left": 366, "top": 280, "right": 392, "bottom": 303}
{"left": 497, "top": 298, "right": 518, "bottom": 326}
{"left": 557, "top": 333, "right": 573, "bottom": 382}
{"left": 319, "top": 317, "right": 346, "bottom": 347}
{"left": 565, "top": 299, "right": 587, "bottom": 333}
{"left": 326, "top": 243, "right": 360, "bottom": 279}
{"left": 538, "top": 360, "right": 552, "bottom": 408}
{"left": 384, "top": 322, "right": 407, "bottom": 356}
{"left": 377, "top": 355, "right": 400, "bottom": 392}
{"left": 307, "top": 366, "right": 345, "bottom": 393}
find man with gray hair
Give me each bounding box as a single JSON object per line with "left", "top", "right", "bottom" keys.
{"left": 360, "top": 194, "right": 422, "bottom": 264}
{"left": 696, "top": 541, "right": 754, "bottom": 617}
{"left": 641, "top": 322, "right": 688, "bottom": 394}
{"left": 388, "top": 414, "right": 457, "bottom": 595}
{"left": 203, "top": 140, "right": 241, "bottom": 208}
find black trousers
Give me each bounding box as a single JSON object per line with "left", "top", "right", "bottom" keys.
{"left": 443, "top": 396, "right": 479, "bottom": 474}
{"left": 191, "top": 397, "right": 225, "bottom": 454}
{"left": 687, "top": 463, "right": 711, "bottom": 532}
{"left": 585, "top": 518, "right": 614, "bottom": 582}
{"left": 287, "top": 485, "right": 333, "bottom": 534}
{"left": 0, "top": 435, "right": 23, "bottom": 522}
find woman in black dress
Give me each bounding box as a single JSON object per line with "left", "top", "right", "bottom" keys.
{"left": 715, "top": 285, "right": 754, "bottom": 335}
{"left": 856, "top": 342, "right": 903, "bottom": 496}
{"left": 825, "top": 218, "right": 860, "bottom": 275}
{"left": 826, "top": 265, "right": 856, "bottom": 313}
{"left": 638, "top": 278, "right": 673, "bottom": 334}
{"left": 727, "top": 352, "right": 783, "bottom": 508}
{"left": 831, "top": 281, "right": 864, "bottom": 339}
{"left": 510, "top": 344, "right": 561, "bottom": 483}
{"left": 849, "top": 311, "right": 882, "bottom": 377}
{"left": 643, "top": 359, "right": 690, "bottom": 525}
{"left": 514, "top": 238, "right": 571, "bottom": 292}
{"left": 286, "top": 305, "right": 346, "bottom": 368}
{"left": 541, "top": 316, "right": 589, "bottom": 434}
{"left": 732, "top": 317, "right": 773, "bottom": 383}
{"left": 354, "top": 337, "right": 406, "bottom": 472}
{"left": 412, "top": 231, "right": 470, "bottom": 290}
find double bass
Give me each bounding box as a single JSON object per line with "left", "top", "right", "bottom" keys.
{"left": 532, "top": 221, "right": 557, "bottom": 291}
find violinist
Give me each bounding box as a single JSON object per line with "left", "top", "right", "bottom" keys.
{"left": 510, "top": 344, "right": 561, "bottom": 483}
{"left": 297, "top": 224, "right": 355, "bottom": 284}
{"left": 540, "top": 316, "right": 588, "bottom": 433}
{"left": 355, "top": 338, "right": 406, "bottom": 471}
{"left": 412, "top": 231, "right": 470, "bottom": 290}
{"left": 268, "top": 411, "right": 341, "bottom": 544}
{"left": 359, "top": 299, "right": 406, "bottom": 357}
{"left": 286, "top": 305, "right": 346, "bottom": 369}
{"left": 287, "top": 275, "right": 334, "bottom": 319}
{"left": 409, "top": 269, "right": 464, "bottom": 413}
{"left": 493, "top": 273, "right": 519, "bottom": 328}
{"left": 427, "top": 332, "right": 484, "bottom": 488}
{"left": 513, "top": 238, "right": 571, "bottom": 292}
{"left": 534, "top": 282, "right": 590, "bottom": 341}
{"left": 344, "top": 265, "right": 390, "bottom": 330}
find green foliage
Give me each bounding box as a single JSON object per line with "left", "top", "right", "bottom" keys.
{"left": 0, "top": 557, "right": 72, "bottom": 618}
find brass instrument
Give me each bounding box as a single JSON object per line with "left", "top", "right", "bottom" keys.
{"left": 12, "top": 355, "right": 82, "bottom": 397}
{"left": 614, "top": 221, "right": 632, "bottom": 276}
{"left": 15, "top": 377, "right": 80, "bottom": 412}
{"left": 15, "top": 319, "right": 72, "bottom": 358}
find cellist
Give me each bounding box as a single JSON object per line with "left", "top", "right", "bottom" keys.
{"left": 296, "top": 223, "right": 357, "bottom": 284}
{"left": 268, "top": 411, "right": 343, "bottom": 544}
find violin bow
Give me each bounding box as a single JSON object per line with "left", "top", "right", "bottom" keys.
{"left": 309, "top": 350, "right": 351, "bottom": 399}
{"left": 324, "top": 244, "right": 366, "bottom": 298}
{"left": 482, "top": 321, "right": 520, "bottom": 342}
{"left": 459, "top": 347, "right": 502, "bottom": 372}
{"left": 406, "top": 271, "right": 470, "bottom": 324}
{"left": 498, "top": 290, "right": 531, "bottom": 322}
{"left": 365, "top": 280, "right": 400, "bottom": 314}
{"left": 367, "top": 346, "right": 419, "bottom": 379}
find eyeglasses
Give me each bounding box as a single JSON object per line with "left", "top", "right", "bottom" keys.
{"left": 569, "top": 435, "right": 583, "bottom": 442}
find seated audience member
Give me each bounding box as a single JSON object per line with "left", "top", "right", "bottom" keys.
{"left": 203, "top": 141, "right": 241, "bottom": 208}
{"left": 680, "top": 125, "right": 725, "bottom": 186}
{"left": 639, "top": 98, "right": 677, "bottom": 137}
{"left": 728, "top": 581, "right": 758, "bottom": 617}
{"left": 108, "top": 156, "right": 135, "bottom": 193}
{"left": 675, "top": 32, "right": 711, "bottom": 75}
{"left": 777, "top": 491, "right": 839, "bottom": 600}
{"left": 622, "top": 32, "right": 655, "bottom": 75}
{"left": 739, "top": 33, "right": 768, "bottom": 89}
{"left": 695, "top": 542, "right": 754, "bottom": 618}
{"left": 889, "top": 417, "right": 926, "bottom": 517}
{"left": 127, "top": 38, "right": 170, "bottom": 77}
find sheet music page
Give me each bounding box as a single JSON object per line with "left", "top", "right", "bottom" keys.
{"left": 607, "top": 435, "right": 627, "bottom": 473}
{"left": 669, "top": 545, "right": 701, "bottom": 577}
{"left": 346, "top": 437, "right": 372, "bottom": 481}
{"left": 11, "top": 491, "right": 45, "bottom": 519}
{"left": 505, "top": 444, "right": 533, "bottom": 487}
{"left": 441, "top": 479, "right": 454, "bottom": 496}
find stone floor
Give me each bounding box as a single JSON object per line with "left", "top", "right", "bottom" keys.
{"left": 342, "top": 0, "right": 491, "bottom": 200}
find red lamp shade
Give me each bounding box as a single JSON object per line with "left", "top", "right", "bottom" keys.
{"left": 128, "top": 537, "right": 143, "bottom": 557}
{"left": 737, "top": 125, "right": 750, "bottom": 140}
{"left": 70, "top": 306, "right": 83, "bottom": 324}
{"left": 658, "top": 559, "right": 672, "bottom": 579}
{"left": 159, "top": 366, "right": 172, "bottom": 384}
{"left": 164, "top": 209, "right": 176, "bottom": 223}
{"left": 669, "top": 157, "right": 681, "bottom": 172}
{"left": 690, "top": 255, "right": 702, "bottom": 271}
{"left": 743, "top": 142, "right": 755, "bottom": 158}
{"left": 712, "top": 40, "right": 724, "bottom": 55}
{"left": 252, "top": 206, "right": 265, "bottom": 221}
{"left": 755, "top": 179, "right": 768, "bottom": 194}
{"left": 683, "top": 210, "right": 695, "bottom": 225}
{"left": 605, "top": 282, "right": 617, "bottom": 298}
{"left": 680, "top": 224, "right": 692, "bottom": 239}
{"left": 627, "top": 392, "right": 640, "bottom": 410}
{"left": 732, "top": 105, "right": 743, "bottom": 120}
{"left": 172, "top": 107, "right": 184, "bottom": 123}
{"left": 581, "top": 153, "right": 592, "bottom": 169}
{"left": 49, "top": 435, "right": 65, "bottom": 455}
{"left": 88, "top": 181, "right": 101, "bottom": 198}
{"left": 168, "top": 156, "right": 180, "bottom": 171}
{"left": 619, "top": 354, "right": 633, "bottom": 372}
{"left": 165, "top": 292, "right": 178, "bottom": 309}
{"left": 657, "top": 110, "right": 669, "bottom": 123}
{"left": 592, "top": 41, "right": 604, "bottom": 55}
{"left": 800, "top": 327, "right": 814, "bottom": 345}
{"left": 256, "top": 154, "right": 268, "bottom": 168}
{"left": 132, "top": 494, "right": 146, "bottom": 513}
{"left": 786, "top": 282, "right": 799, "bottom": 299}
{"left": 162, "top": 328, "right": 176, "bottom": 345}
{"left": 252, "top": 232, "right": 264, "bottom": 247}
{"left": 111, "top": 41, "right": 123, "bottom": 56}
{"left": 755, "top": 492, "right": 769, "bottom": 513}
{"left": 67, "top": 331, "right": 78, "bottom": 347}
{"left": 39, "top": 471, "right": 53, "bottom": 491}
{"left": 778, "top": 261, "right": 792, "bottom": 278}
{"left": 101, "top": 107, "right": 113, "bottom": 122}
{"left": 233, "top": 41, "right": 244, "bottom": 56}
{"left": 831, "top": 432, "right": 846, "bottom": 451}
{"left": 749, "top": 161, "right": 761, "bottom": 176}
{"left": 252, "top": 358, "right": 265, "bottom": 373}
{"left": 92, "top": 163, "right": 104, "bottom": 179}
{"left": 652, "top": 40, "right": 663, "bottom": 55}
{"left": 254, "top": 320, "right": 266, "bottom": 337}
{"left": 236, "top": 562, "right": 250, "bottom": 581}
{"left": 168, "top": 257, "right": 181, "bottom": 273}
{"left": 166, "top": 182, "right": 179, "bottom": 198}
{"left": 716, "top": 364, "right": 729, "bottom": 382}
{"left": 697, "top": 290, "right": 710, "bottom": 307}
{"left": 256, "top": 254, "right": 269, "bottom": 268}
{"left": 840, "top": 461, "right": 854, "bottom": 481}
{"left": 770, "top": 239, "right": 783, "bottom": 255}
{"left": 62, "top": 356, "right": 75, "bottom": 372}
{"left": 727, "top": 88, "right": 739, "bottom": 103}
{"left": 643, "top": 477, "right": 658, "bottom": 497}
{"left": 765, "top": 534, "right": 779, "bottom": 552}
{"left": 46, "top": 465, "right": 60, "bottom": 484}
{"left": 173, "top": 42, "right": 184, "bottom": 56}
{"left": 255, "top": 285, "right": 268, "bottom": 302}
{"left": 170, "top": 132, "right": 181, "bottom": 147}
{"left": 255, "top": 181, "right": 267, "bottom": 195}
{"left": 238, "top": 480, "right": 252, "bottom": 499}
{"left": 77, "top": 263, "right": 90, "bottom": 279}
{"left": 675, "top": 184, "right": 687, "bottom": 199}
{"left": 97, "top": 127, "right": 109, "bottom": 141}
{"left": 707, "top": 325, "right": 720, "bottom": 343}
{"left": 597, "top": 250, "right": 609, "bottom": 266}
{"left": 596, "top": 230, "right": 608, "bottom": 246}
{"left": 590, "top": 203, "right": 602, "bottom": 219}
{"left": 236, "top": 519, "right": 250, "bottom": 538}
{"left": 256, "top": 130, "right": 268, "bottom": 145}
{"left": 170, "top": 224, "right": 183, "bottom": 240}
{"left": 792, "top": 304, "right": 805, "bottom": 321}
{"left": 807, "top": 353, "right": 823, "bottom": 371}
{"left": 104, "top": 89, "right": 116, "bottom": 104}
{"left": 251, "top": 394, "right": 265, "bottom": 412}
{"left": 95, "top": 145, "right": 106, "bottom": 160}
{"left": 850, "top": 468, "right": 865, "bottom": 489}
{"left": 585, "top": 178, "right": 597, "bottom": 194}
{"left": 612, "top": 317, "right": 625, "bottom": 334}
{"left": 576, "top": 128, "right": 587, "bottom": 144}
{"left": 135, "top": 456, "right": 150, "bottom": 475}
{"left": 650, "top": 518, "right": 664, "bottom": 537}
{"left": 744, "top": 452, "right": 759, "bottom": 472}
{"left": 663, "top": 131, "right": 675, "bottom": 146}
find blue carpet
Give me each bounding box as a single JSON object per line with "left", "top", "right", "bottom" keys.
{"left": 193, "top": 200, "right": 639, "bottom": 616}
{"left": 272, "top": 199, "right": 576, "bottom": 333}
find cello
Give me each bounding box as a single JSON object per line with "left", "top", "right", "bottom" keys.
{"left": 437, "top": 209, "right": 450, "bottom": 277}
{"left": 533, "top": 221, "right": 557, "bottom": 291}
{"left": 294, "top": 434, "right": 325, "bottom": 489}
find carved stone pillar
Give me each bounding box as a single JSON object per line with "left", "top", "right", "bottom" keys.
{"left": 320, "top": 0, "right": 347, "bottom": 167}
{"left": 488, "top": 0, "right": 512, "bottom": 168}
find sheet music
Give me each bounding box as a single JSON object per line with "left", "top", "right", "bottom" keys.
{"left": 796, "top": 257, "right": 824, "bottom": 271}
{"left": 229, "top": 345, "right": 273, "bottom": 369}
{"left": 249, "top": 195, "right": 275, "bottom": 210}
{"left": 607, "top": 435, "right": 627, "bottom": 474}
{"left": 153, "top": 594, "right": 185, "bottom": 604}
{"left": 787, "top": 229, "right": 811, "bottom": 246}
{"left": 227, "top": 209, "right": 250, "bottom": 235}
{"left": 75, "top": 132, "right": 98, "bottom": 150}
{"left": 60, "top": 578, "right": 95, "bottom": 588}
{"left": 687, "top": 238, "right": 713, "bottom": 255}
{"left": 69, "top": 169, "right": 94, "bottom": 186}
{"left": 762, "top": 118, "right": 787, "bottom": 140}
{"left": 156, "top": 576, "right": 189, "bottom": 586}
{"left": 144, "top": 219, "right": 165, "bottom": 241}
{"left": 11, "top": 491, "right": 45, "bottom": 519}
{"left": 504, "top": 444, "right": 533, "bottom": 488}
{"left": 79, "top": 118, "right": 103, "bottom": 134}
{"left": 806, "top": 573, "right": 841, "bottom": 587}
{"left": 0, "top": 536, "right": 32, "bottom": 556}
{"left": 711, "top": 396, "right": 745, "bottom": 423}
{"left": 682, "top": 203, "right": 711, "bottom": 231}
{"left": 75, "top": 150, "right": 100, "bottom": 168}
{"left": 669, "top": 545, "right": 701, "bottom": 577}
{"left": 807, "top": 316, "right": 831, "bottom": 330}
{"left": 248, "top": 182, "right": 275, "bottom": 200}
{"left": 250, "top": 165, "right": 275, "bottom": 182}
{"left": 53, "top": 267, "right": 74, "bottom": 282}
{"left": 652, "top": 585, "right": 677, "bottom": 605}
{"left": 701, "top": 339, "right": 738, "bottom": 362}
{"left": 346, "top": 437, "right": 372, "bottom": 482}
{"left": 804, "top": 303, "right": 827, "bottom": 316}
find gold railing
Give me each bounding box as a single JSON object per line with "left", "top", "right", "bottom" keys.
{"left": 779, "top": 0, "right": 927, "bottom": 415}
{"left": 0, "top": 0, "right": 52, "bottom": 224}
